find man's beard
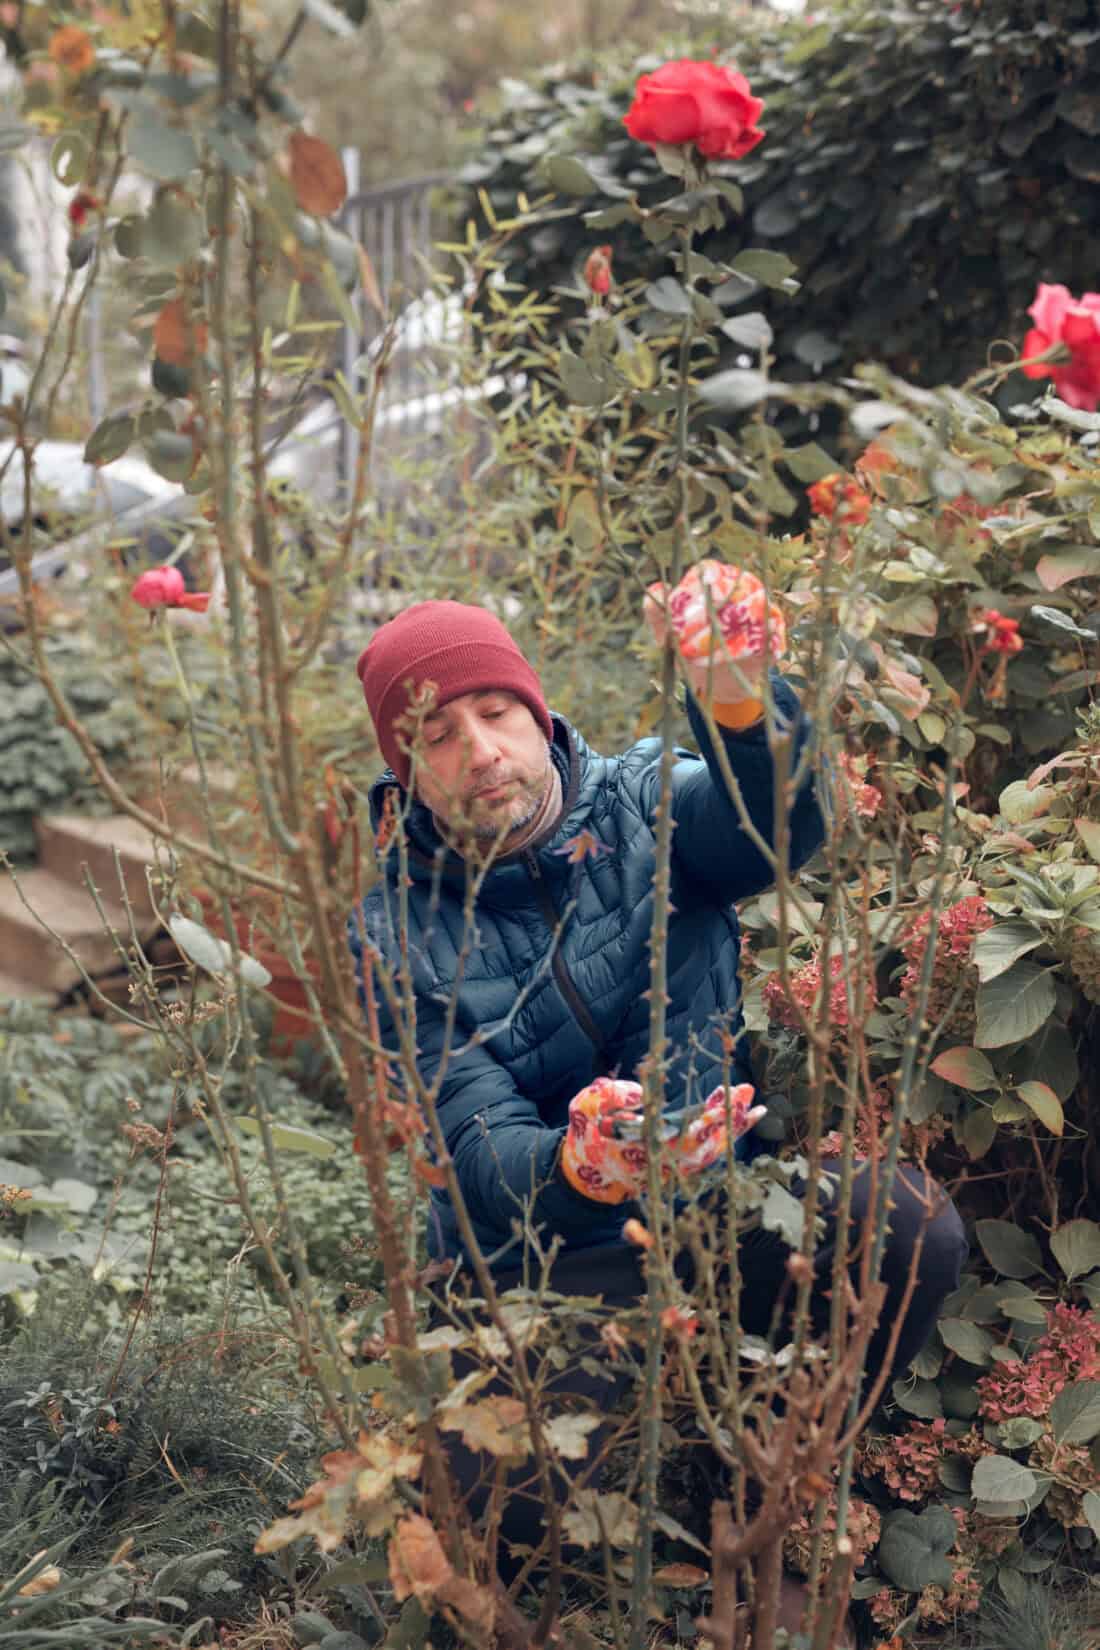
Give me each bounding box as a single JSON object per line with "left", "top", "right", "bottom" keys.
{"left": 467, "top": 757, "right": 553, "bottom": 841}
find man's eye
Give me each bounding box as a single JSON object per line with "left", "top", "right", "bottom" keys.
{"left": 425, "top": 728, "right": 450, "bottom": 746}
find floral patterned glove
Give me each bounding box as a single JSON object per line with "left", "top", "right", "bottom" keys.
{"left": 559, "top": 1075, "right": 765, "bottom": 1206}
{"left": 644, "top": 559, "right": 787, "bottom": 729}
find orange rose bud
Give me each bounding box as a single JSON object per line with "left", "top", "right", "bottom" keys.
{"left": 660, "top": 1305, "right": 698, "bottom": 1339}
{"left": 583, "top": 244, "right": 613, "bottom": 297}
{"left": 49, "top": 24, "right": 96, "bottom": 74}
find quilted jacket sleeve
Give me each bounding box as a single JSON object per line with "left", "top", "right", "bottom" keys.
{"left": 651, "top": 672, "right": 823, "bottom": 907}
{"left": 348, "top": 911, "right": 610, "bottom": 1253}
{"left": 408, "top": 999, "right": 612, "bottom": 1251}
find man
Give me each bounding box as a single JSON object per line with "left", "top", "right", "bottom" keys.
{"left": 351, "top": 566, "right": 966, "bottom": 1603}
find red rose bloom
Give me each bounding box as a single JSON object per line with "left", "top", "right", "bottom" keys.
{"left": 974, "top": 609, "right": 1023, "bottom": 655}
{"left": 623, "top": 59, "right": 764, "bottom": 161}
{"left": 130, "top": 565, "right": 211, "bottom": 612}
{"left": 807, "top": 473, "right": 872, "bottom": 524}
{"left": 1021, "top": 282, "right": 1100, "bottom": 411}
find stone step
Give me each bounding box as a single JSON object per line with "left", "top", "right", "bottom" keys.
{"left": 35, "top": 813, "right": 161, "bottom": 923}
{"left": 0, "top": 865, "right": 144, "bottom": 994}
{"left": 0, "top": 968, "right": 59, "bottom": 1005}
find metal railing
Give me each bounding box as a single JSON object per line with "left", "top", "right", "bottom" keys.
{"left": 335, "top": 159, "right": 455, "bottom": 496}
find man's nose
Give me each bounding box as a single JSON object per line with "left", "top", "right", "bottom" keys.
{"left": 461, "top": 718, "right": 500, "bottom": 766}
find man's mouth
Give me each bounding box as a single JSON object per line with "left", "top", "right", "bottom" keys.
{"left": 472, "top": 780, "right": 513, "bottom": 801}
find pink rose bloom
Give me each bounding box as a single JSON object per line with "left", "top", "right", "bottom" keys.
{"left": 130, "top": 565, "right": 211, "bottom": 612}
{"left": 623, "top": 59, "right": 765, "bottom": 160}
{"left": 1021, "top": 282, "right": 1100, "bottom": 411}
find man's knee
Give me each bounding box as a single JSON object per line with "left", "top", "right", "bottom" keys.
{"left": 890, "top": 1166, "right": 967, "bottom": 1294}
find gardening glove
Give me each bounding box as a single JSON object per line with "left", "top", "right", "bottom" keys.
{"left": 559, "top": 1076, "right": 765, "bottom": 1206}
{"left": 644, "top": 559, "right": 787, "bottom": 730}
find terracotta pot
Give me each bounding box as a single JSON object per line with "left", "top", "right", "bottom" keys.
{"left": 195, "top": 890, "right": 324, "bottom": 1056}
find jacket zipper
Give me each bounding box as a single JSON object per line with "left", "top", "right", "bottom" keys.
{"left": 523, "top": 851, "right": 608, "bottom": 1063}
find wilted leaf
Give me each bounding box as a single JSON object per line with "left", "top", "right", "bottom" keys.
{"left": 389, "top": 1515, "right": 451, "bottom": 1602}
{"left": 1076, "top": 818, "right": 1100, "bottom": 863}
{"left": 49, "top": 25, "right": 95, "bottom": 74}
{"left": 153, "top": 298, "right": 208, "bottom": 367}
{"left": 562, "top": 1490, "right": 638, "bottom": 1550}
{"left": 1051, "top": 1219, "right": 1100, "bottom": 1281}
{"left": 653, "top": 1564, "right": 708, "bottom": 1587}
{"left": 975, "top": 1219, "right": 1042, "bottom": 1279}
{"left": 1036, "top": 547, "right": 1100, "bottom": 590}
{"left": 289, "top": 130, "right": 347, "bottom": 216}
{"left": 440, "top": 1398, "right": 530, "bottom": 1460}
{"left": 545, "top": 1412, "right": 602, "bottom": 1461}
{"left": 998, "top": 781, "right": 1055, "bottom": 824}
{"left": 1084, "top": 1490, "right": 1100, "bottom": 1541}
{"left": 929, "top": 1046, "right": 997, "bottom": 1090}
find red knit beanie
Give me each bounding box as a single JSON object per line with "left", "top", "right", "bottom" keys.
{"left": 357, "top": 600, "right": 553, "bottom": 786}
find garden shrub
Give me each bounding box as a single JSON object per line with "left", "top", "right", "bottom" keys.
{"left": 0, "top": 632, "right": 140, "bottom": 863}
{"left": 459, "top": 0, "right": 1100, "bottom": 422}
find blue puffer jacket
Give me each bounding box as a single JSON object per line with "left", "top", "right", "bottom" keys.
{"left": 349, "top": 680, "right": 823, "bottom": 1273}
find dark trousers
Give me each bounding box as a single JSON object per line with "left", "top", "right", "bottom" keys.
{"left": 435, "top": 1161, "right": 967, "bottom": 1565}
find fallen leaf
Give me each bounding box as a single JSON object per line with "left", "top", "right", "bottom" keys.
{"left": 654, "top": 1563, "right": 709, "bottom": 1587}
{"left": 289, "top": 130, "right": 347, "bottom": 216}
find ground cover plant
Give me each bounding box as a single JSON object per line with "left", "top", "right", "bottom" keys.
{"left": 6, "top": 0, "right": 1100, "bottom": 1645}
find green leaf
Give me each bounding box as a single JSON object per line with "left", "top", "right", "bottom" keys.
{"left": 1084, "top": 1490, "right": 1100, "bottom": 1542}
{"left": 1050, "top": 1381, "right": 1100, "bottom": 1445}
{"left": 975, "top": 961, "right": 1056, "bottom": 1049}
{"left": 146, "top": 429, "right": 195, "bottom": 482}
{"left": 938, "top": 1318, "right": 995, "bottom": 1366}
{"left": 975, "top": 1219, "right": 1042, "bottom": 1279}
{"left": 130, "top": 113, "right": 200, "bottom": 181}
{"left": 51, "top": 132, "right": 88, "bottom": 187}
{"left": 783, "top": 441, "right": 836, "bottom": 484}
{"left": 50, "top": 1177, "right": 97, "bottom": 1214}
{"left": 168, "top": 914, "right": 273, "bottom": 989}
{"left": 998, "top": 781, "right": 1055, "bottom": 824}
{"left": 1076, "top": 818, "right": 1100, "bottom": 863}
{"left": 697, "top": 368, "right": 772, "bottom": 411}
{"left": 877, "top": 1507, "right": 956, "bottom": 1593}
{"left": 891, "top": 1376, "right": 942, "bottom": 1419}
{"left": 0, "top": 1260, "right": 40, "bottom": 1293}
{"left": 235, "top": 1118, "right": 337, "bottom": 1159}
{"left": 142, "top": 189, "right": 204, "bottom": 267}
{"left": 1015, "top": 1080, "right": 1063, "bottom": 1136}
{"left": 958, "top": 1104, "right": 997, "bottom": 1160}
{"left": 1051, "top": 1219, "right": 1100, "bottom": 1281}
{"left": 541, "top": 154, "right": 600, "bottom": 197}
{"left": 565, "top": 489, "right": 602, "bottom": 550}
{"left": 557, "top": 347, "right": 609, "bottom": 406}
{"left": 721, "top": 311, "right": 772, "bottom": 351}
{"left": 645, "top": 276, "right": 692, "bottom": 315}
{"left": 759, "top": 1180, "right": 803, "bottom": 1247}
{"left": 84, "top": 412, "right": 135, "bottom": 467}
{"left": 1030, "top": 604, "right": 1094, "bottom": 640}
{"left": 731, "top": 249, "right": 799, "bottom": 290}
{"left": 973, "top": 921, "right": 1044, "bottom": 983}
{"left": 971, "top": 1454, "right": 1037, "bottom": 1505}
{"left": 929, "top": 1046, "right": 996, "bottom": 1091}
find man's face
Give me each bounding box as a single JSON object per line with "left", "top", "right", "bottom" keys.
{"left": 410, "top": 689, "right": 552, "bottom": 844}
